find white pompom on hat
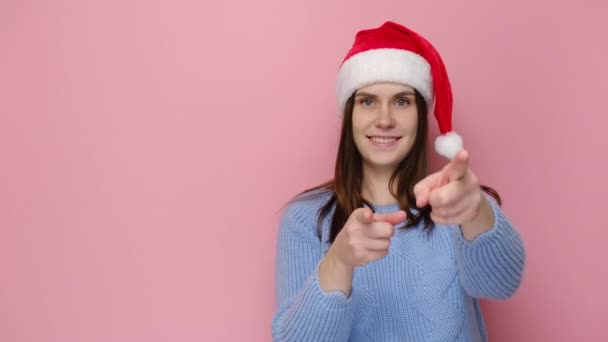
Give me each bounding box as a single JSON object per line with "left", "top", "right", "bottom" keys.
{"left": 336, "top": 21, "right": 463, "bottom": 160}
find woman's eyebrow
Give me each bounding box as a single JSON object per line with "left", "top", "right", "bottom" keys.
{"left": 393, "top": 91, "right": 416, "bottom": 97}
{"left": 355, "top": 91, "right": 415, "bottom": 98}
{"left": 354, "top": 92, "right": 377, "bottom": 98}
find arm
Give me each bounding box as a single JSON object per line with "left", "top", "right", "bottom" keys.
{"left": 453, "top": 192, "right": 527, "bottom": 300}
{"left": 271, "top": 201, "right": 355, "bottom": 342}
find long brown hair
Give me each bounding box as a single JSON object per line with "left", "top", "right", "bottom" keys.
{"left": 286, "top": 89, "right": 501, "bottom": 243}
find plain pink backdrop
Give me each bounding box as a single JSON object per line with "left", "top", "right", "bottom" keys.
{"left": 1, "top": 0, "right": 606, "bottom": 341}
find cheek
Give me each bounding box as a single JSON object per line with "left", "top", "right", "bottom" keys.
{"left": 351, "top": 123, "right": 372, "bottom": 153}
{"left": 352, "top": 129, "right": 368, "bottom": 150}
{"left": 351, "top": 114, "right": 371, "bottom": 137}
{"left": 399, "top": 115, "right": 418, "bottom": 136}
{"left": 397, "top": 116, "right": 418, "bottom": 151}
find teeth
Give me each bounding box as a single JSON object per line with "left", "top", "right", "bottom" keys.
{"left": 371, "top": 137, "right": 397, "bottom": 143}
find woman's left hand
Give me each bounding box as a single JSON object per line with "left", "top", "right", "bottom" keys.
{"left": 413, "top": 149, "right": 487, "bottom": 226}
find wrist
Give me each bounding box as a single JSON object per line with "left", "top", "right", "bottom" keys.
{"left": 324, "top": 248, "right": 355, "bottom": 274}
{"left": 463, "top": 192, "right": 485, "bottom": 225}
{"left": 319, "top": 248, "right": 355, "bottom": 297}
{"left": 460, "top": 194, "right": 494, "bottom": 240}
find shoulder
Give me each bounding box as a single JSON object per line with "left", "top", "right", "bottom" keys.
{"left": 280, "top": 188, "right": 335, "bottom": 233}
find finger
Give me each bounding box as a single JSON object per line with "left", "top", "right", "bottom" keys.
{"left": 354, "top": 208, "right": 374, "bottom": 224}
{"left": 413, "top": 172, "right": 443, "bottom": 207}
{"left": 372, "top": 210, "right": 406, "bottom": 225}
{"left": 431, "top": 184, "right": 483, "bottom": 225}
{"left": 365, "top": 221, "right": 396, "bottom": 239}
{"left": 364, "top": 238, "right": 391, "bottom": 252}
{"left": 449, "top": 191, "right": 484, "bottom": 224}
{"left": 432, "top": 205, "right": 476, "bottom": 226}
{"left": 445, "top": 149, "right": 470, "bottom": 182}
{"left": 429, "top": 170, "right": 478, "bottom": 209}
{"left": 428, "top": 179, "right": 466, "bottom": 208}
{"left": 432, "top": 196, "right": 469, "bottom": 219}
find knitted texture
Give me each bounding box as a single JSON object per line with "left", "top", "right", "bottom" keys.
{"left": 272, "top": 190, "right": 525, "bottom": 341}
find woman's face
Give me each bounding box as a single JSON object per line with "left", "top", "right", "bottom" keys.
{"left": 352, "top": 82, "right": 419, "bottom": 171}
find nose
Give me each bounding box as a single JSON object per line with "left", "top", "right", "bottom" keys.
{"left": 374, "top": 103, "right": 396, "bottom": 128}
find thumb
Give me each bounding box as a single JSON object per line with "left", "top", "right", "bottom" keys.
{"left": 413, "top": 172, "right": 443, "bottom": 207}
{"left": 373, "top": 210, "right": 406, "bottom": 225}
{"left": 354, "top": 207, "right": 374, "bottom": 224}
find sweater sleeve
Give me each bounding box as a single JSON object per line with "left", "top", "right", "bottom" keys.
{"left": 271, "top": 200, "right": 355, "bottom": 342}
{"left": 453, "top": 192, "right": 526, "bottom": 300}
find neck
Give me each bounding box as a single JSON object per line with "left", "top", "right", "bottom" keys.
{"left": 361, "top": 164, "right": 398, "bottom": 205}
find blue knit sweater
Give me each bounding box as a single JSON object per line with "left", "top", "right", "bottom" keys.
{"left": 272, "top": 190, "right": 526, "bottom": 341}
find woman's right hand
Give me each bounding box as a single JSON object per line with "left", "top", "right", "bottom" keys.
{"left": 319, "top": 207, "right": 406, "bottom": 296}
{"left": 329, "top": 207, "right": 406, "bottom": 268}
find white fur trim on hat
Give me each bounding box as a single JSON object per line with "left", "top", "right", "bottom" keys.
{"left": 434, "top": 131, "right": 463, "bottom": 160}
{"left": 336, "top": 48, "right": 433, "bottom": 116}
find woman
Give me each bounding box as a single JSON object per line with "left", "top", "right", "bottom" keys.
{"left": 272, "top": 21, "right": 526, "bottom": 342}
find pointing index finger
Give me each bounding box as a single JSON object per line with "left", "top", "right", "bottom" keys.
{"left": 446, "top": 149, "right": 469, "bottom": 182}
{"left": 372, "top": 210, "right": 406, "bottom": 225}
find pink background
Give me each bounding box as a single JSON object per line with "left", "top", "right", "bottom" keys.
{"left": 1, "top": 0, "right": 606, "bottom": 341}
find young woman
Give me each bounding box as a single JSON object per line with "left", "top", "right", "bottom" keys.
{"left": 272, "top": 21, "right": 526, "bottom": 342}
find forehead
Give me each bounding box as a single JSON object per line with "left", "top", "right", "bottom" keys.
{"left": 356, "top": 82, "right": 415, "bottom": 95}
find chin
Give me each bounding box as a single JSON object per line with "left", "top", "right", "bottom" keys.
{"left": 365, "top": 157, "right": 403, "bottom": 169}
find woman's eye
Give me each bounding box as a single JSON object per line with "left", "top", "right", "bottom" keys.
{"left": 396, "top": 98, "right": 410, "bottom": 106}
{"left": 361, "top": 98, "right": 374, "bottom": 107}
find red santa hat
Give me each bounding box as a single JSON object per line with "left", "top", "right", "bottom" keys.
{"left": 336, "top": 21, "right": 463, "bottom": 160}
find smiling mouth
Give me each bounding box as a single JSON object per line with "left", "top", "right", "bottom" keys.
{"left": 367, "top": 136, "right": 402, "bottom": 144}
